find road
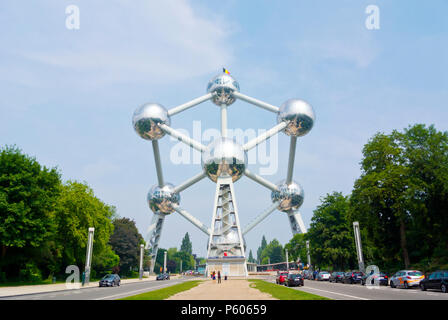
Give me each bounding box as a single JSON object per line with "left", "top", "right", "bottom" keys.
{"left": 0, "top": 277, "right": 198, "bottom": 300}
{"left": 264, "top": 276, "right": 448, "bottom": 300}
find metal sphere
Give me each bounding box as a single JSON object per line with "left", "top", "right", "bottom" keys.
{"left": 271, "top": 180, "right": 304, "bottom": 212}
{"left": 206, "top": 73, "right": 240, "bottom": 106}
{"left": 202, "top": 137, "right": 247, "bottom": 183}
{"left": 147, "top": 183, "right": 180, "bottom": 215}
{"left": 277, "top": 99, "right": 315, "bottom": 137}
{"left": 132, "top": 103, "right": 170, "bottom": 140}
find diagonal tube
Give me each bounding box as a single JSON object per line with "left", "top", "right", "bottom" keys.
{"left": 167, "top": 93, "right": 214, "bottom": 116}
{"left": 173, "top": 205, "right": 211, "bottom": 235}
{"left": 152, "top": 140, "right": 164, "bottom": 187}
{"left": 242, "top": 201, "right": 279, "bottom": 235}
{"left": 243, "top": 121, "right": 287, "bottom": 151}
{"left": 244, "top": 169, "right": 279, "bottom": 192}
{"left": 232, "top": 91, "right": 280, "bottom": 113}
{"left": 286, "top": 136, "right": 297, "bottom": 184}
{"left": 159, "top": 123, "right": 206, "bottom": 152}
{"left": 173, "top": 172, "right": 207, "bottom": 194}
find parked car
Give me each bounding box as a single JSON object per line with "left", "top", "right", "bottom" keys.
{"left": 317, "top": 271, "right": 331, "bottom": 281}
{"left": 99, "top": 274, "right": 120, "bottom": 287}
{"left": 285, "top": 273, "right": 304, "bottom": 287}
{"left": 329, "top": 272, "right": 345, "bottom": 283}
{"left": 389, "top": 270, "right": 424, "bottom": 289}
{"left": 276, "top": 271, "right": 289, "bottom": 285}
{"left": 342, "top": 271, "right": 364, "bottom": 284}
{"left": 361, "top": 272, "right": 389, "bottom": 286}
{"left": 420, "top": 270, "right": 448, "bottom": 293}
{"left": 156, "top": 273, "right": 170, "bottom": 280}
{"left": 302, "top": 270, "right": 313, "bottom": 280}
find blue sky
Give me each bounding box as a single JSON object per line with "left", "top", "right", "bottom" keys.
{"left": 1, "top": 0, "right": 447, "bottom": 258}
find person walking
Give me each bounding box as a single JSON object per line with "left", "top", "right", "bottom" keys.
{"left": 217, "top": 271, "right": 221, "bottom": 284}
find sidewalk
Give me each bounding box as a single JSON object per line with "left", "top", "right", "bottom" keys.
{"left": 167, "top": 279, "right": 276, "bottom": 300}
{"left": 0, "top": 275, "right": 171, "bottom": 298}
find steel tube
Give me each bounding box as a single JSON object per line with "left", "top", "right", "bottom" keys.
{"left": 286, "top": 136, "right": 297, "bottom": 184}
{"left": 242, "top": 201, "right": 279, "bottom": 235}
{"left": 173, "top": 172, "right": 207, "bottom": 194}
{"left": 173, "top": 205, "right": 211, "bottom": 235}
{"left": 232, "top": 91, "right": 279, "bottom": 113}
{"left": 152, "top": 140, "right": 164, "bottom": 187}
{"left": 168, "top": 93, "right": 214, "bottom": 116}
{"left": 221, "top": 104, "right": 228, "bottom": 138}
{"left": 243, "top": 122, "right": 287, "bottom": 151}
{"left": 244, "top": 169, "right": 279, "bottom": 192}
{"left": 159, "top": 123, "right": 206, "bottom": 152}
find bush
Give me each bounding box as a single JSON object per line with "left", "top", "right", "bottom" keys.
{"left": 19, "top": 263, "right": 42, "bottom": 282}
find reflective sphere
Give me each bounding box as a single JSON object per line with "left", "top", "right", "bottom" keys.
{"left": 206, "top": 73, "right": 240, "bottom": 106}
{"left": 277, "top": 99, "right": 315, "bottom": 137}
{"left": 271, "top": 180, "right": 304, "bottom": 212}
{"left": 147, "top": 183, "right": 180, "bottom": 215}
{"left": 202, "top": 138, "right": 247, "bottom": 182}
{"left": 132, "top": 103, "right": 170, "bottom": 140}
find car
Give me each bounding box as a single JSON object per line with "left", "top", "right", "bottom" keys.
{"left": 275, "top": 271, "right": 289, "bottom": 285}
{"left": 329, "top": 272, "right": 345, "bottom": 283}
{"left": 420, "top": 270, "right": 448, "bottom": 293}
{"left": 361, "top": 272, "right": 389, "bottom": 286}
{"left": 156, "top": 273, "right": 170, "bottom": 280}
{"left": 342, "top": 271, "right": 364, "bottom": 284}
{"left": 302, "top": 270, "right": 313, "bottom": 280}
{"left": 317, "top": 271, "right": 331, "bottom": 281}
{"left": 285, "top": 273, "right": 304, "bottom": 287}
{"left": 389, "top": 270, "right": 424, "bottom": 289}
{"left": 99, "top": 274, "right": 120, "bottom": 287}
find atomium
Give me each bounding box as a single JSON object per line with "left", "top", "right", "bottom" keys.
{"left": 206, "top": 73, "right": 240, "bottom": 106}
{"left": 271, "top": 180, "right": 304, "bottom": 212}
{"left": 133, "top": 69, "right": 315, "bottom": 274}
{"left": 201, "top": 137, "right": 247, "bottom": 183}
{"left": 277, "top": 99, "right": 315, "bottom": 137}
{"left": 132, "top": 103, "right": 170, "bottom": 140}
{"left": 147, "top": 183, "right": 180, "bottom": 215}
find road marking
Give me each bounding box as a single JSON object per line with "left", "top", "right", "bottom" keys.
{"left": 298, "top": 286, "right": 369, "bottom": 300}
{"left": 94, "top": 281, "right": 184, "bottom": 300}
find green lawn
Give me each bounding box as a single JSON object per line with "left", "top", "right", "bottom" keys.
{"left": 248, "top": 279, "right": 330, "bottom": 300}
{"left": 119, "top": 280, "right": 203, "bottom": 300}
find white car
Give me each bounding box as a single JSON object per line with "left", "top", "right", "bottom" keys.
{"left": 317, "top": 271, "right": 331, "bottom": 281}
{"left": 389, "top": 270, "right": 425, "bottom": 289}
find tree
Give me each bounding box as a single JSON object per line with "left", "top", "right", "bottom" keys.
{"left": 109, "top": 218, "right": 144, "bottom": 275}
{"left": 306, "top": 192, "right": 357, "bottom": 270}
{"left": 180, "top": 232, "right": 193, "bottom": 255}
{"left": 256, "top": 235, "right": 268, "bottom": 263}
{"left": 248, "top": 250, "right": 255, "bottom": 263}
{"left": 260, "top": 239, "right": 285, "bottom": 264}
{"left": 285, "top": 233, "right": 308, "bottom": 264}
{"left": 0, "top": 146, "right": 61, "bottom": 278}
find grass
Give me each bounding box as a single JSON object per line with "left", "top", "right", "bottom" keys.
{"left": 119, "top": 280, "right": 203, "bottom": 300}
{"left": 248, "top": 279, "right": 331, "bottom": 300}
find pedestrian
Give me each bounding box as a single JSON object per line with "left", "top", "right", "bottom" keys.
{"left": 217, "top": 271, "right": 221, "bottom": 284}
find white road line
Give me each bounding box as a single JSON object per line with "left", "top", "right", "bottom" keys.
{"left": 298, "top": 286, "right": 369, "bottom": 300}
{"left": 94, "top": 281, "right": 183, "bottom": 300}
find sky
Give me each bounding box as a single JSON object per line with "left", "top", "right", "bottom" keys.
{"left": 1, "top": 0, "right": 447, "bottom": 259}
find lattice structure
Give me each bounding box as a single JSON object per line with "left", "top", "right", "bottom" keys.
{"left": 132, "top": 70, "right": 315, "bottom": 276}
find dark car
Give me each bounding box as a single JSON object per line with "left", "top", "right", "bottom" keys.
{"left": 276, "top": 272, "right": 289, "bottom": 285}
{"left": 285, "top": 273, "right": 304, "bottom": 287}
{"left": 342, "top": 271, "right": 364, "bottom": 284}
{"left": 329, "top": 272, "right": 345, "bottom": 283}
{"left": 99, "top": 274, "right": 120, "bottom": 287}
{"left": 361, "top": 272, "right": 389, "bottom": 286}
{"left": 420, "top": 270, "right": 448, "bottom": 293}
{"left": 156, "top": 273, "right": 170, "bottom": 280}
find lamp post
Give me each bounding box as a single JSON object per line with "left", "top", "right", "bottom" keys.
{"left": 353, "top": 221, "right": 365, "bottom": 272}
{"left": 163, "top": 251, "right": 167, "bottom": 274}
{"left": 285, "top": 249, "right": 289, "bottom": 271}
{"left": 306, "top": 240, "right": 311, "bottom": 269}
{"left": 139, "top": 244, "right": 144, "bottom": 280}
{"left": 84, "top": 227, "right": 95, "bottom": 285}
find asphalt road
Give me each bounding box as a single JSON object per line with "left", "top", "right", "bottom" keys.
{"left": 266, "top": 277, "right": 448, "bottom": 300}
{"left": 0, "top": 277, "right": 198, "bottom": 300}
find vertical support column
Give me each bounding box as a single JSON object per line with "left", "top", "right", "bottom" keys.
{"left": 146, "top": 213, "right": 166, "bottom": 274}
{"left": 152, "top": 140, "right": 164, "bottom": 187}
{"left": 285, "top": 249, "right": 289, "bottom": 271}
{"left": 286, "top": 136, "right": 297, "bottom": 184}
{"left": 221, "top": 104, "right": 228, "bottom": 138}
{"left": 139, "top": 244, "right": 144, "bottom": 280}
{"left": 353, "top": 221, "right": 365, "bottom": 272}
{"left": 163, "top": 251, "right": 167, "bottom": 274}
{"left": 287, "top": 210, "right": 307, "bottom": 235}
{"left": 84, "top": 227, "right": 95, "bottom": 285}
{"left": 306, "top": 240, "right": 311, "bottom": 269}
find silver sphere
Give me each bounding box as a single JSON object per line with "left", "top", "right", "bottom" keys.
{"left": 277, "top": 99, "right": 315, "bottom": 137}
{"left": 202, "top": 137, "right": 247, "bottom": 183}
{"left": 206, "top": 73, "right": 240, "bottom": 106}
{"left": 132, "top": 103, "right": 170, "bottom": 140}
{"left": 147, "top": 183, "right": 180, "bottom": 215}
{"left": 271, "top": 180, "right": 304, "bottom": 212}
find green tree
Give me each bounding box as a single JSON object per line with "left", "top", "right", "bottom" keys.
{"left": 109, "top": 217, "right": 144, "bottom": 275}
{"left": 285, "top": 233, "right": 308, "bottom": 264}
{"left": 0, "top": 146, "right": 61, "bottom": 279}
{"left": 260, "top": 239, "right": 285, "bottom": 264}
{"left": 180, "top": 232, "right": 193, "bottom": 255}
{"left": 248, "top": 250, "right": 255, "bottom": 263}
{"left": 307, "top": 192, "right": 357, "bottom": 271}
{"left": 256, "top": 235, "right": 268, "bottom": 263}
